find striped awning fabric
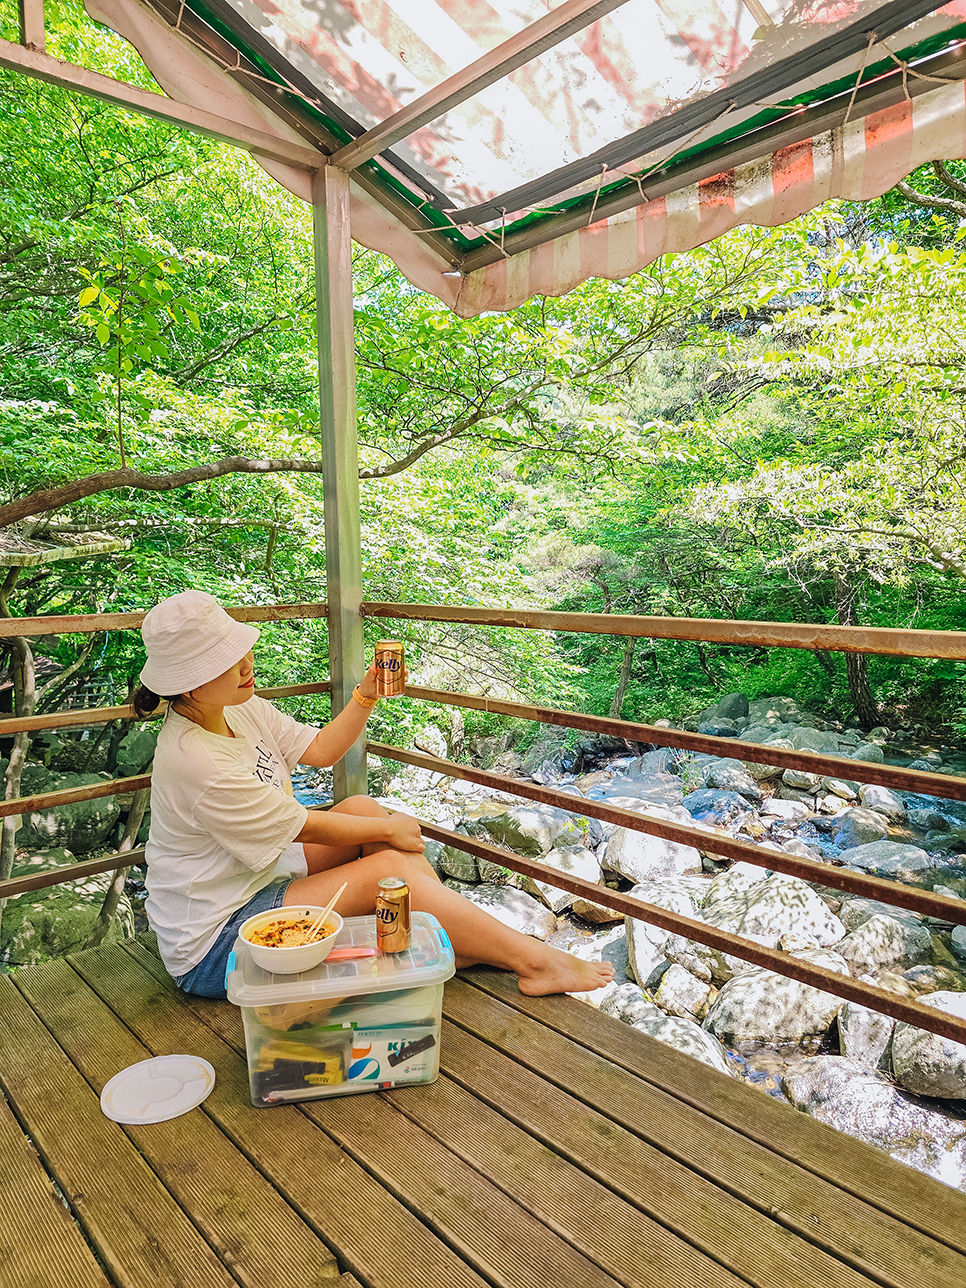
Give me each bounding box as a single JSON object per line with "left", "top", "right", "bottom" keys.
{"left": 88, "top": 0, "right": 966, "bottom": 313}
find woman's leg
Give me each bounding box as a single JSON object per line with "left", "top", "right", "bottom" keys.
{"left": 284, "top": 849, "right": 615, "bottom": 997}
{"left": 300, "top": 795, "right": 397, "bottom": 873}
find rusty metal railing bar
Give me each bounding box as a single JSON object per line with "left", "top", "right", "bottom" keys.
{"left": 0, "top": 774, "right": 152, "bottom": 820}
{"left": 368, "top": 742, "right": 966, "bottom": 926}
{"left": 362, "top": 602, "right": 966, "bottom": 660}
{"left": 0, "top": 682, "right": 332, "bottom": 737}
{"left": 420, "top": 820, "right": 966, "bottom": 1047}
{"left": 0, "top": 599, "right": 963, "bottom": 658}
{"left": 0, "top": 849, "right": 147, "bottom": 901}
{"left": 0, "top": 601, "right": 329, "bottom": 639}
{"left": 404, "top": 685, "right": 966, "bottom": 803}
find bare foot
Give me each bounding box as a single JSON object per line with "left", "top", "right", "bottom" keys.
{"left": 517, "top": 945, "right": 615, "bottom": 997}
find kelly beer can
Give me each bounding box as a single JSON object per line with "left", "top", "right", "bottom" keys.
{"left": 376, "top": 877, "right": 411, "bottom": 953}
{"left": 374, "top": 640, "right": 405, "bottom": 697}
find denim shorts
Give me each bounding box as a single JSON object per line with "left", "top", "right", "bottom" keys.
{"left": 174, "top": 879, "right": 290, "bottom": 1000}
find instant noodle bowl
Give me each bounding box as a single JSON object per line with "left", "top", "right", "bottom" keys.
{"left": 239, "top": 907, "right": 343, "bottom": 973}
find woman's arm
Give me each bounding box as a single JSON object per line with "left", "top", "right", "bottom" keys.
{"left": 299, "top": 659, "right": 382, "bottom": 768}
{"left": 294, "top": 806, "right": 423, "bottom": 852}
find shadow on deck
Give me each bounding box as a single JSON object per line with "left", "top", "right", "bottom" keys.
{"left": 1, "top": 935, "right": 965, "bottom": 1288}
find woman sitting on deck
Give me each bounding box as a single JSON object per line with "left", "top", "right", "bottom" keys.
{"left": 133, "top": 591, "right": 615, "bottom": 1000}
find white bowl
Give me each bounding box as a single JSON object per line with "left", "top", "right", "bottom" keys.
{"left": 240, "top": 907, "right": 343, "bottom": 974}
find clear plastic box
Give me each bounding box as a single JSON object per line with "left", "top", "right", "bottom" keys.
{"left": 226, "top": 912, "right": 455, "bottom": 1107}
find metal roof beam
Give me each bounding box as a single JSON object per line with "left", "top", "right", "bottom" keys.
{"left": 329, "top": 0, "right": 631, "bottom": 173}
{"left": 0, "top": 37, "right": 326, "bottom": 171}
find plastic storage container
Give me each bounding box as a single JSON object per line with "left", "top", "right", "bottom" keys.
{"left": 226, "top": 911, "right": 455, "bottom": 1107}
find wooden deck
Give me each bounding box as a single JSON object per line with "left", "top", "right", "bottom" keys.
{"left": 2, "top": 938, "right": 965, "bottom": 1288}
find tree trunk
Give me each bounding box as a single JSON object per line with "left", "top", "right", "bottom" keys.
{"left": 609, "top": 638, "right": 637, "bottom": 718}
{"left": 84, "top": 785, "right": 150, "bottom": 950}
{"left": 834, "top": 574, "right": 879, "bottom": 728}
{"left": 0, "top": 572, "right": 36, "bottom": 942}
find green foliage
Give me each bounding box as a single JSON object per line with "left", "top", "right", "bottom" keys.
{"left": 0, "top": 0, "right": 963, "bottom": 745}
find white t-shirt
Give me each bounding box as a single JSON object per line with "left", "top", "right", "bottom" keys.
{"left": 145, "top": 695, "right": 319, "bottom": 976}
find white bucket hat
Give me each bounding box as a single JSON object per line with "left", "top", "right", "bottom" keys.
{"left": 139, "top": 591, "right": 260, "bottom": 694}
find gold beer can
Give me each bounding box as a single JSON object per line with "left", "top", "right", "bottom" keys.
{"left": 375, "top": 877, "right": 411, "bottom": 953}
{"left": 374, "top": 640, "right": 406, "bottom": 696}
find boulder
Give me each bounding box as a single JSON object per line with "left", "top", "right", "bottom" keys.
{"left": 624, "top": 878, "right": 708, "bottom": 988}
{"left": 849, "top": 743, "right": 886, "bottom": 764}
{"left": 115, "top": 727, "right": 158, "bottom": 776}
{"left": 838, "top": 999, "right": 895, "bottom": 1069}
{"left": 702, "top": 759, "right": 762, "bottom": 801}
{"left": 668, "top": 873, "right": 845, "bottom": 985}
{"left": 954, "top": 926, "right": 966, "bottom": 961}
{"left": 858, "top": 785, "right": 906, "bottom": 818}
{"left": 477, "top": 803, "right": 584, "bottom": 856}
{"left": 717, "top": 693, "right": 750, "bottom": 720}
{"left": 438, "top": 836, "right": 480, "bottom": 882}
{"left": 785, "top": 727, "right": 840, "bottom": 754}
{"left": 682, "top": 789, "right": 753, "bottom": 826}
{"left": 907, "top": 808, "right": 950, "bottom": 832}
{"left": 603, "top": 981, "right": 662, "bottom": 1025}
{"left": 835, "top": 914, "right": 933, "bottom": 976}
{"left": 747, "top": 697, "right": 799, "bottom": 722}
{"left": 838, "top": 898, "right": 924, "bottom": 934}
{"left": 760, "top": 797, "right": 809, "bottom": 821}
{"left": 697, "top": 721, "right": 738, "bottom": 738}
{"left": 603, "top": 805, "right": 702, "bottom": 884}
{"left": 904, "top": 963, "right": 966, "bottom": 993}
{"left": 653, "top": 963, "right": 713, "bottom": 1020}
{"left": 455, "top": 883, "right": 557, "bottom": 940}
{"left": 526, "top": 845, "right": 601, "bottom": 914}
{"left": 781, "top": 839, "right": 824, "bottom": 860}
{"left": 783, "top": 768, "right": 821, "bottom": 790}
{"left": 0, "top": 869, "right": 134, "bottom": 967}
{"left": 631, "top": 1014, "right": 732, "bottom": 1077}
{"left": 825, "top": 778, "right": 858, "bottom": 800}
{"left": 18, "top": 772, "right": 121, "bottom": 854}
{"left": 703, "top": 948, "right": 850, "bottom": 1043}
{"left": 835, "top": 840, "right": 931, "bottom": 878}
{"left": 891, "top": 991, "right": 966, "bottom": 1099}
{"left": 781, "top": 1056, "right": 966, "bottom": 1191}
{"left": 831, "top": 809, "right": 888, "bottom": 849}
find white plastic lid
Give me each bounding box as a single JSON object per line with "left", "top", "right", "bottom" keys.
{"left": 227, "top": 911, "right": 455, "bottom": 1007}
{"left": 100, "top": 1055, "right": 216, "bottom": 1124}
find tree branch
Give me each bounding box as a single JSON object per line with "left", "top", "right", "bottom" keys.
{"left": 0, "top": 458, "right": 329, "bottom": 528}
{"left": 893, "top": 177, "right": 966, "bottom": 219}
{"left": 359, "top": 380, "right": 547, "bottom": 479}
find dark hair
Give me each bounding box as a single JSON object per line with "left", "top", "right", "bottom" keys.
{"left": 132, "top": 684, "right": 183, "bottom": 720}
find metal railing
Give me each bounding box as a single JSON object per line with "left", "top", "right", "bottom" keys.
{"left": 2, "top": 599, "right": 966, "bottom": 1045}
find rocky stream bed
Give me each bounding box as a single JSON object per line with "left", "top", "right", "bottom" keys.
{"left": 4, "top": 694, "right": 966, "bottom": 1191}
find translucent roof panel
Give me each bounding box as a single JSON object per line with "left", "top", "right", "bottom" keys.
{"left": 180, "top": 0, "right": 966, "bottom": 232}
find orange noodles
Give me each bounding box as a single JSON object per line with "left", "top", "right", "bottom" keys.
{"left": 246, "top": 917, "right": 336, "bottom": 949}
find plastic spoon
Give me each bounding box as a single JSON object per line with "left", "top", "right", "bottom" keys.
{"left": 304, "top": 882, "right": 347, "bottom": 943}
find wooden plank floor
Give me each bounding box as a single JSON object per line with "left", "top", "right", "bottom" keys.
{"left": 2, "top": 937, "right": 965, "bottom": 1288}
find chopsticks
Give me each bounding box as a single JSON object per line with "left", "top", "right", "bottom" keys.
{"left": 305, "top": 881, "right": 347, "bottom": 942}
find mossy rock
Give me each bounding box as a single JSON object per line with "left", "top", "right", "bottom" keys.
{"left": 18, "top": 771, "right": 121, "bottom": 853}
{"left": 0, "top": 874, "right": 134, "bottom": 968}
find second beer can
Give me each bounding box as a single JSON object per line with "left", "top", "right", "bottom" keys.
{"left": 374, "top": 640, "right": 405, "bottom": 696}
{"left": 375, "top": 876, "right": 411, "bottom": 953}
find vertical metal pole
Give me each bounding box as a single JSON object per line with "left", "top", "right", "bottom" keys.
{"left": 313, "top": 165, "right": 367, "bottom": 799}
{"left": 18, "top": 0, "right": 45, "bottom": 51}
